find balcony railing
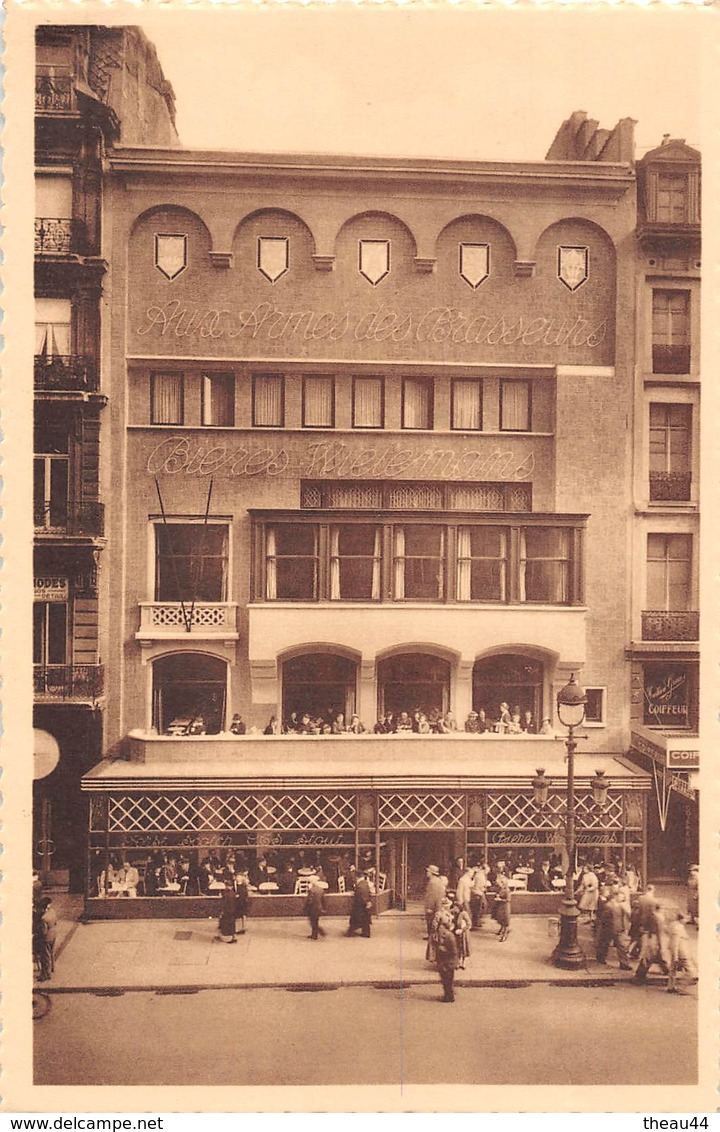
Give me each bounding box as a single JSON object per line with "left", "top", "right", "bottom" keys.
{"left": 137, "top": 602, "right": 239, "bottom": 639}
{"left": 35, "top": 217, "right": 85, "bottom": 256}
{"left": 34, "top": 354, "right": 98, "bottom": 393}
{"left": 642, "top": 610, "right": 699, "bottom": 641}
{"left": 652, "top": 344, "right": 691, "bottom": 375}
{"left": 649, "top": 471, "right": 692, "bottom": 502}
{"left": 35, "top": 68, "right": 75, "bottom": 113}
{"left": 34, "top": 663, "right": 104, "bottom": 701}
{"left": 34, "top": 500, "right": 105, "bottom": 538}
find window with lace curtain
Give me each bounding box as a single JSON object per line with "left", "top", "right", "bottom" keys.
{"left": 266, "top": 525, "right": 318, "bottom": 600}
{"left": 456, "top": 527, "right": 506, "bottom": 601}
{"left": 253, "top": 374, "right": 284, "bottom": 428}
{"left": 500, "top": 380, "right": 531, "bottom": 432}
{"left": 402, "top": 377, "right": 433, "bottom": 430}
{"left": 352, "top": 376, "right": 384, "bottom": 428}
{"left": 151, "top": 372, "right": 184, "bottom": 425}
{"left": 200, "top": 373, "right": 235, "bottom": 427}
{"left": 330, "top": 525, "right": 382, "bottom": 600}
{"left": 520, "top": 528, "right": 570, "bottom": 603}
{"left": 451, "top": 379, "right": 482, "bottom": 431}
{"left": 303, "top": 376, "right": 335, "bottom": 428}
{"left": 394, "top": 525, "right": 444, "bottom": 599}
{"left": 35, "top": 298, "right": 71, "bottom": 359}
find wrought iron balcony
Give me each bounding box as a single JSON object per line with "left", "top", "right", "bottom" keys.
{"left": 34, "top": 500, "right": 105, "bottom": 538}
{"left": 35, "top": 68, "right": 75, "bottom": 113}
{"left": 642, "top": 610, "right": 699, "bottom": 641}
{"left": 137, "top": 602, "right": 239, "bottom": 642}
{"left": 649, "top": 471, "right": 692, "bottom": 502}
{"left": 34, "top": 354, "right": 98, "bottom": 392}
{"left": 34, "top": 663, "right": 104, "bottom": 701}
{"left": 652, "top": 344, "right": 691, "bottom": 375}
{"left": 35, "top": 217, "right": 85, "bottom": 256}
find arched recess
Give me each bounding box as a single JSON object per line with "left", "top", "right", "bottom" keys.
{"left": 334, "top": 209, "right": 418, "bottom": 285}
{"left": 128, "top": 204, "right": 213, "bottom": 287}
{"left": 472, "top": 645, "right": 559, "bottom": 730}
{"left": 533, "top": 216, "right": 617, "bottom": 282}
{"left": 278, "top": 645, "right": 362, "bottom": 723}
{"left": 152, "top": 650, "right": 228, "bottom": 735}
{"left": 435, "top": 214, "right": 518, "bottom": 288}
{"left": 376, "top": 643, "right": 460, "bottom": 721}
{"left": 232, "top": 208, "right": 318, "bottom": 282}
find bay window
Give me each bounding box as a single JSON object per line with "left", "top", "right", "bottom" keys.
{"left": 266, "top": 525, "right": 318, "bottom": 600}
{"left": 330, "top": 525, "right": 381, "bottom": 600}
{"left": 520, "top": 528, "right": 570, "bottom": 603}
{"left": 457, "top": 526, "right": 506, "bottom": 602}
{"left": 394, "top": 525, "right": 444, "bottom": 600}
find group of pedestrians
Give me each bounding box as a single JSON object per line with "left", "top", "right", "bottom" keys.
{"left": 302, "top": 867, "right": 374, "bottom": 940}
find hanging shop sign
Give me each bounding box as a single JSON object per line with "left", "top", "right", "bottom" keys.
{"left": 667, "top": 749, "right": 699, "bottom": 770}
{"left": 34, "top": 576, "right": 68, "bottom": 601}
{"left": 643, "top": 669, "right": 689, "bottom": 727}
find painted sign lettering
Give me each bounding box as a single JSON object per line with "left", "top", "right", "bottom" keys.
{"left": 137, "top": 299, "right": 608, "bottom": 350}
{"left": 146, "top": 436, "right": 536, "bottom": 482}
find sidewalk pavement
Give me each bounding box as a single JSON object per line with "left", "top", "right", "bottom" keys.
{"left": 39, "top": 885, "right": 696, "bottom": 993}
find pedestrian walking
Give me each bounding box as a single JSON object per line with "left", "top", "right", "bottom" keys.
{"left": 345, "top": 868, "right": 373, "bottom": 937}
{"left": 634, "top": 901, "right": 670, "bottom": 982}
{"left": 686, "top": 864, "right": 699, "bottom": 925}
{"left": 235, "top": 871, "right": 250, "bottom": 934}
{"left": 595, "top": 891, "right": 632, "bottom": 970}
{"left": 304, "top": 875, "right": 327, "bottom": 940}
{"left": 423, "top": 864, "right": 446, "bottom": 939}
{"left": 38, "top": 897, "right": 58, "bottom": 981}
{"left": 492, "top": 873, "right": 511, "bottom": 942}
{"left": 576, "top": 864, "right": 599, "bottom": 925}
{"left": 452, "top": 899, "right": 472, "bottom": 969}
{"left": 454, "top": 864, "right": 474, "bottom": 916}
{"left": 435, "top": 919, "right": 460, "bottom": 1002}
{"left": 666, "top": 913, "right": 697, "bottom": 993}
{"left": 216, "top": 876, "right": 239, "bottom": 943}
{"left": 470, "top": 861, "right": 489, "bottom": 929}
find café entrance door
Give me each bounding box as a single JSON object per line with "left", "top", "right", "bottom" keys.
{"left": 389, "top": 830, "right": 460, "bottom": 909}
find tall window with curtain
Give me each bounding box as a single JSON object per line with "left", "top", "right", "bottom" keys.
{"left": 402, "top": 378, "right": 433, "bottom": 430}
{"left": 303, "top": 376, "right": 335, "bottom": 428}
{"left": 253, "top": 374, "right": 284, "bottom": 427}
{"left": 500, "top": 380, "right": 531, "bottom": 432}
{"left": 35, "top": 298, "right": 71, "bottom": 359}
{"left": 646, "top": 534, "right": 691, "bottom": 611}
{"left": 652, "top": 290, "right": 690, "bottom": 374}
{"left": 452, "top": 379, "right": 482, "bottom": 431}
{"left": 352, "top": 377, "right": 384, "bottom": 428}
{"left": 329, "top": 525, "right": 382, "bottom": 600}
{"left": 456, "top": 527, "right": 507, "bottom": 601}
{"left": 151, "top": 372, "right": 184, "bottom": 425}
{"left": 520, "top": 528, "right": 570, "bottom": 603}
{"left": 155, "top": 524, "right": 229, "bottom": 603}
{"left": 266, "top": 525, "right": 318, "bottom": 600}
{"left": 201, "top": 373, "right": 235, "bottom": 427}
{"left": 394, "top": 525, "right": 444, "bottom": 599}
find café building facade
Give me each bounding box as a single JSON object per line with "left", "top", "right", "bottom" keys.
{"left": 82, "top": 111, "right": 655, "bottom": 914}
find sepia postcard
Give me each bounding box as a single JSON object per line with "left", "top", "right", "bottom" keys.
{"left": 2, "top": 0, "right": 718, "bottom": 1114}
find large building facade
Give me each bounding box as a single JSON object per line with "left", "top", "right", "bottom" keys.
{"left": 72, "top": 101, "right": 683, "bottom": 915}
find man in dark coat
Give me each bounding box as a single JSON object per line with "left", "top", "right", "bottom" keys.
{"left": 528, "top": 859, "right": 553, "bottom": 892}
{"left": 435, "top": 919, "right": 460, "bottom": 1002}
{"left": 304, "top": 876, "right": 327, "bottom": 940}
{"left": 596, "top": 891, "right": 632, "bottom": 969}
{"left": 346, "top": 868, "right": 373, "bottom": 937}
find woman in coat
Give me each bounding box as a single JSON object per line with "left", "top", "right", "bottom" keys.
{"left": 492, "top": 873, "right": 511, "bottom": 941}
{"left": 576, "top": 865, "right": 600, "bottom": 924}
{"left": 216, "top": 878, "right": 239, "bottom": 943}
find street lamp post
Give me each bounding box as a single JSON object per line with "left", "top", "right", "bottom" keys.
{"left": 553, "top": 672, "right": 588, "bottom": 970}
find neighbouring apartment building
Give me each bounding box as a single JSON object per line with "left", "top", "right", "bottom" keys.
{"left": 33, "top": 27, "right": 700, "bottom": 911}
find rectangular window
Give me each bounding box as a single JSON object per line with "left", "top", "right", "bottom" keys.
{"left": 35, "top": 172, "right": 73, "bottom": 217}
{"left": 584, "top": 687, "right": 606, "bottom": 726}
{"left": 302, "top": 376, "right": 335, "bottom": 428}
{"left": 402, "top": 378, "right": 433, "bottom": 430}
{"left": 330, "top": 525, "right": 382, "bottom": 600}
{"left": 452, "top": 379, "right": 483, "bottom": 431}
{"left": 500, "top": 381, "right": 531, "bottom": 431}
{"left": 649, "top": 403, "right": 692, "bottom": 500}
{"left": 652, "top": 290, "right": 690, "bottom": 374}
{"left": 266, "top": 525, "right": 318, "bottom": 600}
{"left": 456, "top": 526, "right": 507, "bottom": 602}
{"left": 646, "top": 534, "right": 691, "bottom": 611}
{"left": 151, "top": 373, "right": 184, "bottom": 425}
{"left": 394, "top": 525, "right": 444, "bottom": 599}
{"left": 34, "top": 454, "right": 69, "bottom": 528}
{"left": 521, "top": 528, "right": 570, "bottom": 603}
{"left": 35, "top": 298, "right": 71, "bottom": 358}
{"left": 201, "top": 373, "right": 235, "bottom": 427}
{"left": 352, "top": 377, "right": 384, "bottom": 428}
{"left": 155, "top": 524, "right": 229, "bottom": 603}
{"left": 33, "top": 601, "right": 67, "bottom": 666}
{"left": 252, "top": 374, "right": 285, "bottom": 428}
{"left": 656, "top": 173, "right": 688, "bottom": 223}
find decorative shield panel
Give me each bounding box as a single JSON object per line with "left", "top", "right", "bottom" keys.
{"left": 258, "top": 236, "right": 289, "bottom": 282}
{"left": 155, "top": 234, "right": 188, "bottom": 281}
{"left": 359, "top": 240, "right": 390, "bottom": 285}
{"left": 459, "top": 243, "right": 490, "bottom": 288}
{"left": 557, "top": 245, "right": 589, "bottom": 292}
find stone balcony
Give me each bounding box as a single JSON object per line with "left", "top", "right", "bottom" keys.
{"left": 136, "top": 602, "right": 239, "bottom": 645}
